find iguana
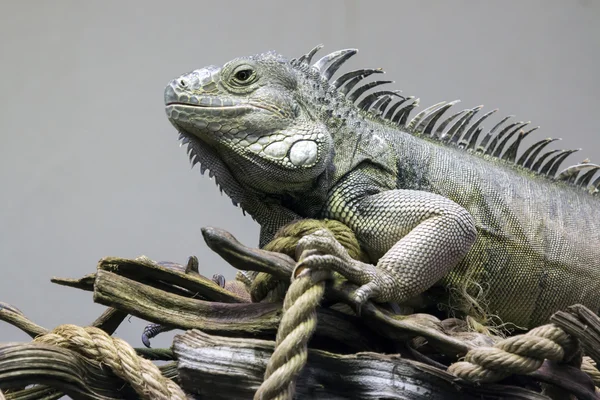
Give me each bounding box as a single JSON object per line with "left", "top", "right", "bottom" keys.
{"left": 164, "top": 45, "right": 600, "bottom": 330}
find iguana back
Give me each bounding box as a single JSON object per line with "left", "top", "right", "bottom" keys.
{"left": 375, "top": 128, "right": 600, "bottom": 327}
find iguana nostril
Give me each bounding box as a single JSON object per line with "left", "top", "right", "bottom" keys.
{"left": 178, "top": 79, "right": 188, "bottom": 88}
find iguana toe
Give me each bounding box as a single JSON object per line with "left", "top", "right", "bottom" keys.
{"left": 295, "top": 229, "right": 353, "bottom": 262}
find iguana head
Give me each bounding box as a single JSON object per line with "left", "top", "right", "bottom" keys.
{"left": 164, "top": 50, "right": 336, "bottom": 204}
{"left": 165, "top": 46, "right": 415, "bottom": 220}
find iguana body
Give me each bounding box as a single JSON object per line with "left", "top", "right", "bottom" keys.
{"left": 164, "top": 46, "right": 600, "bottom": 329}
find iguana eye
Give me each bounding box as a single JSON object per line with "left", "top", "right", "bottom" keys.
{"left": 231, "top": 67, "right": 256, "bottom": 85}
{"left": 235, "top": 69, "right": 253, "bottom": 81}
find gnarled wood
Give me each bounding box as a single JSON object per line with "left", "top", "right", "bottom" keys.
{"left": 92, "top": 269, "right": 385, "bottom": 352}
{"left": 201, "top": 226, "right": 295, "bottom": 279}
{"left": 0, "top": 342, "right": 136, "bottom": 400}
{"left": 552, "top": 304, "right": 600, "bottom": 368}
{"left": 0, "top": 303, "right": 46, "bottom": 339}
{"left": 173, "top": 329, "right": 548, "bottom": 400}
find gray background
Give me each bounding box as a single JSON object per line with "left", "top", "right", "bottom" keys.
{"left": 1, "top": 0, "right": 599, "bottom": 350}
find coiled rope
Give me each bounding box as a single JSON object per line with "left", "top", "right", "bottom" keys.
{"left": 253, "top": 219, "right": 365, "bottom": 400}
{"left": 250, "top": 219, "right": 368, "bottom": 303}
{"left": 582, "top": 356, "right": 600, "bottom": 387}
{"left": 253, "top": 268, "right": 330, "bottom": 400}
{"left": 34, "top": 324, "right": 185, "bottom": 400}
{"left": 447, "top": 323, "right": 579, "bottom": 382}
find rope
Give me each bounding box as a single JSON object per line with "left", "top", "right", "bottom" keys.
{"left": 448, "top": 323, "right": 578, "bottom": 382}
{"left": 582, "top": 356, "right": 600, "bottom": 387}
{"left": 250, "top": 220, "right": 363, "bottom": 398}
{"left": 253, "top": 268, "right": 330, "bottom": 400}
{"left": 34, "top": 324, "right": 186, "bottom": 400}
{"left": 0, "top": 389, "right": 4, "bottom": 400}
{"left": 251, "top": 219, "right": 368, "bottom": 302}
{"left": 263, "top": 219, "right": 368, "bottom": 262}
{"left": 250, "top": 273, "right": 289, "bottom": 303}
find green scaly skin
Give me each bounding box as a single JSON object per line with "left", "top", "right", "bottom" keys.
{"left": 164, "top": 46, "right": 600, "bottom": 329}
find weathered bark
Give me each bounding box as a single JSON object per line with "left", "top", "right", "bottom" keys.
{"left": 0, "top": 303, "right": 46, "bottom": 339}
{"left": 0, "top": 342, "right": 179, "bottom": 400}
{"left": 92, "top": 269, "right": 388, "bottom": 353}
{"left": 201, "top": 227, "right": 296, "bottom": 279}
{"left": 552, "top": 304, "right": 600, "bottom": 368}
{"left": 173, "top": 329, "right": 548, "bottom": 400}
{"left": 0, "top": 342, "right": 137, "bottom": 399}
{"left": 53, "top": 234, "right": 476, "bottom": 357}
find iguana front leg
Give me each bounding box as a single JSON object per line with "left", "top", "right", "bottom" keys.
{"left": 298, "top": 189, "right": 477, "bottom": 307}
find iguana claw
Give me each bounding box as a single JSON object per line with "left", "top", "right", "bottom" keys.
{"left": 296, "top": 229, "right": 354, "bottom": 263}
{"left": 295, "top": 230, "right": 382, "bottom": 313}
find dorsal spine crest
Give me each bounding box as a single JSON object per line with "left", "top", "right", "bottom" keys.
{"left": 293, "top": 45, "right": 598, "bottom": 194}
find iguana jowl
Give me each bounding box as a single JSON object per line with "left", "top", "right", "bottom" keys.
{"left": 164, "top": 45, "right": 600, "bottom": 329}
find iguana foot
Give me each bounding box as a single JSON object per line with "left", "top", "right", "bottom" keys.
{"left": 296, "top": 229, "right": 383, "bottom": 313}
{"left": 141, "top": 323, "right": 172, "bottom": 348}
{"left": 296, "top": 229, "right": 355, "bottom": 263}
{"left": 142, "top": 271, "right": 227, "bottom": 347}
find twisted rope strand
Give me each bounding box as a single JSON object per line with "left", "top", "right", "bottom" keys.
{"left": 34, "top": 324, "right": 185, "bottom": 400}
{"left": 253, "top": 269, "right": 329, "bottom": 400}
{"left": 448, "top": 323, "right": 578, "bottom": 382}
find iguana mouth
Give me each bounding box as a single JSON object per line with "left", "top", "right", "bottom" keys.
{"left": 166, "top": 102, "right": 276, "bottom": 115}
{"left": 165, "top": 99, "right": 245, "bottom": 108}
{"left": 166, "top": 102, "right": 231, "bottom": 107}
{"left": 166, "top": 101, "right": 243, "bottom": 108}
{"left": 164, "top": 84, "right": 277, "bottom": 114}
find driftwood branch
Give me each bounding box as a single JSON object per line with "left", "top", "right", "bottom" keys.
{"left": 90, "top": 307, "right": 128, "bottom": 334}
{"left": 552, "top": 304, "right": 600, "bottom": 368}
{"left": 0, "top": 342, "right": 136, "bottom": 399}
{"left": 50, "top": 273, "right": 96, "bottom": 292}
{"left": 0, "top": 303, "right": 47, "bottom": 339}
{"left": 51, "top": 229, "right": 479, "bottom": 357}
{"left": 0, "top": 341, "right": 179, "bottom": 400}
{"left": 201, "top": 227, "right": 295, "bottom": 279}
{"left": 53, "top": 255, "right": 247, "bottom": 304}
{"left": 173, "top": 329, "right": 547, "bottom": 400}
{"left": 85, "top": 247, "right": 474, "bottom": 357}
{"left": 92, "top": 268, "right": 386, "bottom": 352}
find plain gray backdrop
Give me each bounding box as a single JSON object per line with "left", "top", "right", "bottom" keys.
{"left": 1, "top": 1, "right": 599, "bottom": 351}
